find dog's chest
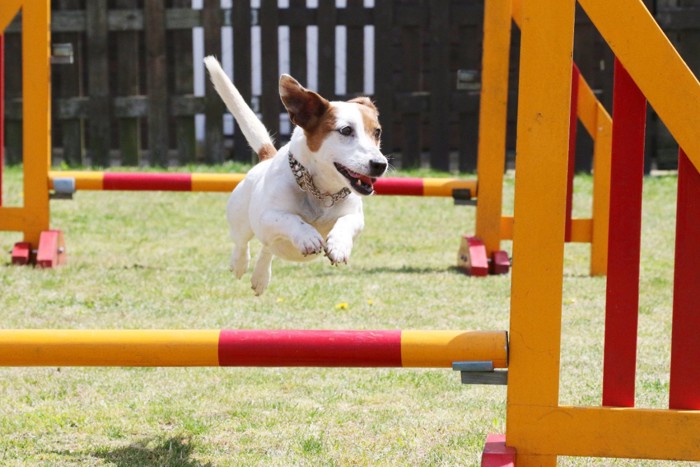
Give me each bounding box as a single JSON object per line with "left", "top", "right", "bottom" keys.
{"left": 297, "top": 198, "right": 340, "bottom": 236}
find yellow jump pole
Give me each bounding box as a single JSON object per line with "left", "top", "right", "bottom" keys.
{"left": 0, "top": 329, "right": 508, "bottom": 369}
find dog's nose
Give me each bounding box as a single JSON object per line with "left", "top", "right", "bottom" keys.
{"left": 369, "top": 159, "right": 388, "bottom": 176}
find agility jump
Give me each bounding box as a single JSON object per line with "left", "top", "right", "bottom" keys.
{"left": 2, "top": 0, "right": 700, "bottom": 465}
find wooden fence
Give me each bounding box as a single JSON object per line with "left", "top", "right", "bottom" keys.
{"left": 2, "top": 0, "right": 698, "bottom": 171}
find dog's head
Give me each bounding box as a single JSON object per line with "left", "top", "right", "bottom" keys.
{"left": 279, "top": 75, "right": 388, "bottom": 196}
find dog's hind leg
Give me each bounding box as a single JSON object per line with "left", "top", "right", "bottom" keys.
{"left": 230, "top": 243, "right": 250, "bottom": 279}
{"left": 228, "top": 217, "right": 253, "bottom": 279}
{"left": 251, "top": 247, "right": 273, "bottom": 296}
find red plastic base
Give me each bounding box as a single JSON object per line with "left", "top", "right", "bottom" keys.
{"left": 457, "top": 236, "right": 489, "bottom": 276}
{"left": 11, "top": 230, "right": 66, "bottom": 268}
{"left": 491, "top": 250, "right": 511, "bottom": 275}
{"left": 11, "top": 242, "right": 32, "bottom": 265}
{"left": 36, "top": 230, "right": 66, "bottom": 268}
{"left": 481, "top": 434, "right": 516, "bottom": 467}
{"left": 458, "top": 237, "right": 510, "bottom": 277}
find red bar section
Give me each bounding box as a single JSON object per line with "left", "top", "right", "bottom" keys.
{"left": 602, "top": 59, "right": 647, "bottom": 408}
{"left": 218, "top": 330, "right": 403, "bottom": 367}
{"left": 103, "top": 173, "right": 193, "bottom": 191}
{"left": 373, "top": 177, "right": 424, "bottom": 196}
{"left": 669, "top": 149, "right": 700, "bottom": 410}
{"left": 565, "top": 64, "right": 580, "bottom": 242}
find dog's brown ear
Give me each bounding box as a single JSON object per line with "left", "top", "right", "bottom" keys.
{"left": 279, "top": 74, "right": 330, "bottom": 130}
{"left": 349, "top": 96, "right": 378, "bottom": 113}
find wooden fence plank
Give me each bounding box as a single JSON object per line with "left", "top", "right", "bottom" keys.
{"left": 260, "top": 0, "right": 280, "bottom": 140}
{"left": 397, "top": 4, "right": 423, "bottom": 169}
{"left": 429, "top": 1, "right": 451, "bottom": 171}
{"left": 114, "top": 0, "right": 141, "bottom": 166}
{"left": 232, "top": 0, "right": 254, "bottom": 162}
{"left": 203, "top": 0, "right": 224, "bottom": 163}
{"left": 289, "top": 0, "right": 307, "bottom": 87}
{"left": 345, "top": 0, "right": 365, "bottom": 95}
{"left": 85, "top": 0, "right": 111, "bottom": 166}
{"left": 145, "top": 1, "right": 169, "bottom": 166}
{"left": 317, "top": 1, "right": 337, "bottom": 99}
{"left": 373, "top": 0, "right": 393, "bottom": 154}
{"left": 455, "top": 3, "right": 483, "bottom": 173}
{"left": 3, "top": 30, "right": 21, "bottom": 165}
{"left": 53, "top": 0, "right": 84, "bottom": 166}
{"left": 171, "top": 0, "right": 196, "bottom": 165}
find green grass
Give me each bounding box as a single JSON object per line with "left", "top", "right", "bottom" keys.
{"left": 0, "top": 166, "right": 688, "bottom": 465}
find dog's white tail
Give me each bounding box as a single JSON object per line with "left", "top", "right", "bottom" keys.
{"left": 203, "top": 56, "right": 276, "bottom": 160}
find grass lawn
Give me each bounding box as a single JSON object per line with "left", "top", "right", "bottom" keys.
{"left": 0, "top": 165, "right": 689, "bottom": 465}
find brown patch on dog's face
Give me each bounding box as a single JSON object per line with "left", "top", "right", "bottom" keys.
{"left": 304, "top": 106, "right": 337, "bottom": 153}
{"left": 349, "top": 97, "right": 382, "bottom": 145}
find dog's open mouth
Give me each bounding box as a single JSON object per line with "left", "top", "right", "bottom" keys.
{"left": 334, "top": 163, "right": 376, "bottom": 196}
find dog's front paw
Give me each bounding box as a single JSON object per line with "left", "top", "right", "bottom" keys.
{"left": 324, "top": 236, "right": 353, "bottom": 266}
{"left": 292, "top": 230, "right": 325, "bottom": 257}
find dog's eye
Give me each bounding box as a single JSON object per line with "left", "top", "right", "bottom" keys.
{"left": 374, "top": 128, "right": 382, "bottom": 139}
{"left": 338, "top": 126, "right": 354, "bottom": 137}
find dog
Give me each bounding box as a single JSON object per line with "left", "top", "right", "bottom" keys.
{"left": 204, "top": 56, "right": 388, "bottom": 295}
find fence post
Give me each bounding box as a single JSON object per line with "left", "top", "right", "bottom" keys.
{"left": 429, "top": 2, "right": 451, "bottom": 171}
{"left": 232, "top": 0, "right": 254, "bottom": 163}
{"left": 203, "top": 0, "right": 224, "bottom": 163}
{"left": 145, "top": 1, "right": 169, "bottom": 166}
{"left": 55, "top": 0, "right": 84, "bottom": 166}
{"left": 373, "top": 0, "right": 392, "bottom": 155}
{"left": 86, "top": 0, "right": 111, "bottom": 166}
{"left": 114, "top": 0, "right": 142, "bottom": 166}
{"left": 260, "top": 0, "right": 280, "bottom": 140}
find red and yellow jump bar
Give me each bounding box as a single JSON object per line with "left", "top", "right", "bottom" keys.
{"left": 48, "top": 171, "right": 477, "bottom": 198}
{"left": 0, "top": 329, "right": 507, "bottom": 368}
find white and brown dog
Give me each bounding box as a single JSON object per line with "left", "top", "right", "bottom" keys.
{"left": 204, "top": 56, "right": 388, "bottom": 295}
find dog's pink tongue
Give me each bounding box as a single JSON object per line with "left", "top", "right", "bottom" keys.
{"left": 358, "top": 173, "right": 374, "bottom": 186}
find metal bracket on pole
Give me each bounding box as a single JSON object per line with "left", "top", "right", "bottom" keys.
{"left": 453, "top": 361, "right": 508, "bottom": 385}
{"left": 50, "top": 178, "right": 75, "bottom": 200}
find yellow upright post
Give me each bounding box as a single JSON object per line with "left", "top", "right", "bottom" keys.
{"left": 589, "top": 103, "right": 612, "bottom": 276}
{"left": 506, "top": 1, "right": 575, "bottom": 466}
{"left": 23, "top": 0, "right": 52, "bottom": 247}
{"left": 474, "top": 0, "right": 512, "bottom": 256}
{"left": 0, "top": 0, "right": 52, "bottom": 248}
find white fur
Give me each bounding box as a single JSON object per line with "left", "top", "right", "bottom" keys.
{"left": 205, "top": 56, "right": 387, "bottom": 295}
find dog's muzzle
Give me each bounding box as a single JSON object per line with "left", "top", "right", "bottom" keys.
{"left": 334, "top": 160, "right": 387, "bottom": 196}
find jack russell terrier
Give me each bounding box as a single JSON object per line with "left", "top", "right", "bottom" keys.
{"left": 204, "top": 56, "right": 388, "bottom": 295}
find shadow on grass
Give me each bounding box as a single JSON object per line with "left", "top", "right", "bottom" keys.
{"left": 90, "top": 436, "right": 211, "bottom": 467}
{"left": 318, "top": 265, "right": 465, "bottom": 275}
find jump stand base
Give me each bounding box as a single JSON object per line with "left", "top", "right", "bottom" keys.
{"left": 490, "top": 250, "right": 511, "bottom": 275}
{"left": 11, "top": 230, "right": 66, "bottom": 268}
{"left": 481, "top": 434, "right": 516, "bottom": 467}
{"left": 457, "top": 236, "right": 510, "bottom": 276}
{"left": 11, "top": 242, "right": 32, "bottom": 265}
